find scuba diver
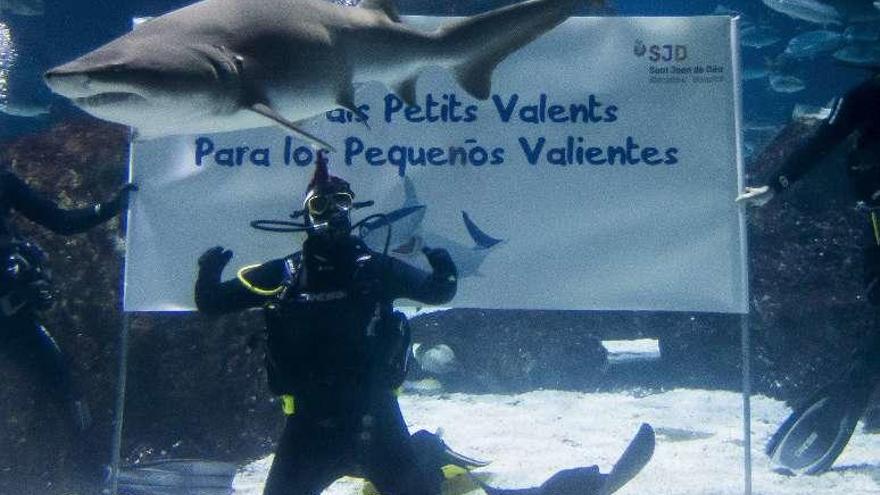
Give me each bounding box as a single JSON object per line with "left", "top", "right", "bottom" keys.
{"left": 195, "top": 153, "right": 654, "bottom": 495}
{"left": 0, "top": 163, "right": 135, "bottom": 433}
{"left": 738, "top": 70, "right": 880, "bottom": 474}
{"left": 196, "top": 152, "right": 461, "bottom": 495}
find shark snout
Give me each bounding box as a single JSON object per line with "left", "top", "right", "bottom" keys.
{"left": 44, "top": 68, "right": 95, "bottom": 98}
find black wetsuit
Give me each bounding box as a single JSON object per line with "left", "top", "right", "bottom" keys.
{"left": 764, "top": 74, "right": 880, "bottom": 303}
{"left": 0, "top": 168, "right": 121, "bottom": 430}
{"left": 195, "top": 234, "right": 457, "bottom": 495}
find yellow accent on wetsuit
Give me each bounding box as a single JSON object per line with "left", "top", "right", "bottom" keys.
{"left": 237, "top": 264, "right": 284, "bottom": 296}
{"left": 280, "top": 395, "right": 295, "bottom": 415}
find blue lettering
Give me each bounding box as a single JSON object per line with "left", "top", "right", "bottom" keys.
{"left": 492, "top": 94, "right": 518, "bottom": 122}
{"left": 518, "top": 137, "right": 545, "bottom": 165}
{"left": 194, "top": 137, "right": 214, "bottom": 166}
{"left": 345, "top": 137, "right": 365, "bottom": 165}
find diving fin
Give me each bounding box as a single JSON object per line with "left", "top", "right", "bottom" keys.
{"left": 362, "top": 430, "right": 490, "bottom": 495}
{"left": 249, "top": 102, "right": 336, "bottom": 152}
{"left": 473, "top": 423, "right": 655, "bottom": 495}
{"left": 766, "top": 345, "right": 880, "bottom": 475}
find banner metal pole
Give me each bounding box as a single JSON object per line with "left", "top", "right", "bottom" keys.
{"left": 106, "top": 312, "right": 130, "bottom": 495}
{"left": 741, "top": 313, "right": 752, "bottom": 495}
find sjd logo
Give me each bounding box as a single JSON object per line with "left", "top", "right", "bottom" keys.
{"left": 633, "top": 40, "right": 646, "bottom": 57}
{"left": 634, "top": 40, "right": 688, "bottom": 62}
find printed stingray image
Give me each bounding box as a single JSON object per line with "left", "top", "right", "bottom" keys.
{"left": 358, "top": 177, "right": 504, "bottom": 278}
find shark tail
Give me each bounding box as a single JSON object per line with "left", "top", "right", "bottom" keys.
{"left": 433, "top": 0, "right": 586, "bottom": 100}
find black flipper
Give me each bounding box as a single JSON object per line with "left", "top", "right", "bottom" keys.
{"left": 766, "top": 343, "right": 880, "bottom": 475}
{"left": 599, "top": 423, "right": 655, "bottom": 495}
{"left": 116, "top": 458, "right": 237, "bottom": 495}
{"left": 474, "top": 423, "right": 655, "bottom": 495}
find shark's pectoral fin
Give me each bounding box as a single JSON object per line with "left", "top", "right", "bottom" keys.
{"left": 392, "top": 77, "right": 419, "bottom": 108}
{"left": 360, "top": 0, "right": 401, "bottom": 22}
{"left": 249, "top": 103, "right": 335, "bottom": 152}
{"left": 453, "top": 57, "right": 499, "bottom": 101}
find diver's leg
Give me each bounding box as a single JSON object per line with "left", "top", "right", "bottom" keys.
{"left": 4, "top": 314, "right": 90, "bottom": 431}
{"left": 263, "top": 416, "right": 347, "bottom": 495}
{"left": 364, "top": 394, "right": 443, "bottom": 495}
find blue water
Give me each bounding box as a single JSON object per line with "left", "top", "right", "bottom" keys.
{"left": 0, "top": 0, "right": 875, "bottom": 140}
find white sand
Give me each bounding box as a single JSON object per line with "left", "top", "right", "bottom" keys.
{"left": 233, "top": 389, "right": 880, "bottom": 494}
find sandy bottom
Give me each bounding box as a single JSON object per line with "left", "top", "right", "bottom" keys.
{"left": 233, "top": 389, "right": 880, "bottom": 494}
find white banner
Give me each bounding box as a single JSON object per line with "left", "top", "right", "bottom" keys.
{"left": 124, "top": 15, "right": 747, "bottom": 313}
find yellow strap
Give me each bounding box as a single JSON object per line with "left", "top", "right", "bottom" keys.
{"left": 281, "top": 394, "right": 296, "bottom": 415}
{"left": 237, "top": 264, "right": 284, "bottom": 296}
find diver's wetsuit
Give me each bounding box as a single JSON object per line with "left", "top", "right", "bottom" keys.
{"left": 196, "top": 234, "right": 457, "bottom": 495}
{"left": 1, "top": 168, "right": 122, "bottom": 430}
{"left": 764, "top": 74, "right": 880, "bottom": 303}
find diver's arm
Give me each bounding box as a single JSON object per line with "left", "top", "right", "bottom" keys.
{"left": 4, "top": 172, "right": 135, "bottom": 234}
{"left": 195, "top": 247, "right": 282, "bottom": 315}
{"left": 764, "top": 79, "right": 874, "bottom": 194}
{"left": 385, "top": 247, "right": 457, "bottom": 305}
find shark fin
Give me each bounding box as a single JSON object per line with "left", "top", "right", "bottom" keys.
{"left": 462, "top": 211, "right": 503, "bottom": 249}
{"left": 392, "top": 77, "right": 419, "bottom": 107}
{"left": 437, "top": 0, "right": 578, "bottom": 100}
{"left": 249, "top": 102, "right": 335, "bottom": 152}
{"left": 453, "top": 61, "right": 497, "bottom": 100}
{"left": 360, "top": 0, "right": 401, "bottom": 22}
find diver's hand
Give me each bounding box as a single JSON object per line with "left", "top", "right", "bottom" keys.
{"left": 199, "top": 246, "right": 233, "bottom": 274}
{"left": 101, "top": 183, "right": 139, "bottom": 216}
{"left": 736, "top": 185, "right": 774, "bottom": 207}
{"left": 423, "top": 246, "right": 456, "bottom": 277}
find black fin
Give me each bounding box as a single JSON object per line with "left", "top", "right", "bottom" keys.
{"left": 766, "top": 352, "right": 880, "bottom": 475}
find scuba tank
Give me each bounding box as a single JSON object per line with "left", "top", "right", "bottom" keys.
{"left": 0, "top": 240, "right": 54, "bottom": 317}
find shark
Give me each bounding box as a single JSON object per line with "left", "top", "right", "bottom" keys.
{"left": 43, "top": 0, "right": 592, "bottom": 148}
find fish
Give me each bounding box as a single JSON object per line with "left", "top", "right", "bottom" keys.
{"left": 833, "top": 42, "right": 880, "bottom": 68}
{"left": 783, "top": 29, "right": 843, "bottom": 58}
{"left": 740, "top": 24, "right": 782, "bottom": 49}
{"left": 742, "top": 66, "right": 770, "bottom": 80}
{"left": 44, "top": 0, "right": 591, "bottom": 148}
{"left": 761, "top": 0, "right": 844, "bottom": 26}
{"left": 844, "top": 24, "right": 880, "bottom": 43}
{"left": 769, "top": 73, "right": 806, "bottom": 93}
{"left": 0, "top": 99, "right": 49, "bottom": 118}
{"left": 792, "top": 102, "right": 833, "bottom": 120}
{"left": 0, "top": 0, "right": 44, "bottom": 16}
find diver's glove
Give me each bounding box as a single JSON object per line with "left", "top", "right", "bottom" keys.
{"left": 199, "top": 246, "right": 234, "bottom": 277}
{"left": 423, "top": 246, "right": 456, "bottom": 280}
{"left": 735, "top": 185, "right": 774, "bottom": 207}
{"left": 96, "top": 183, "right": 139, "bottom": 218}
